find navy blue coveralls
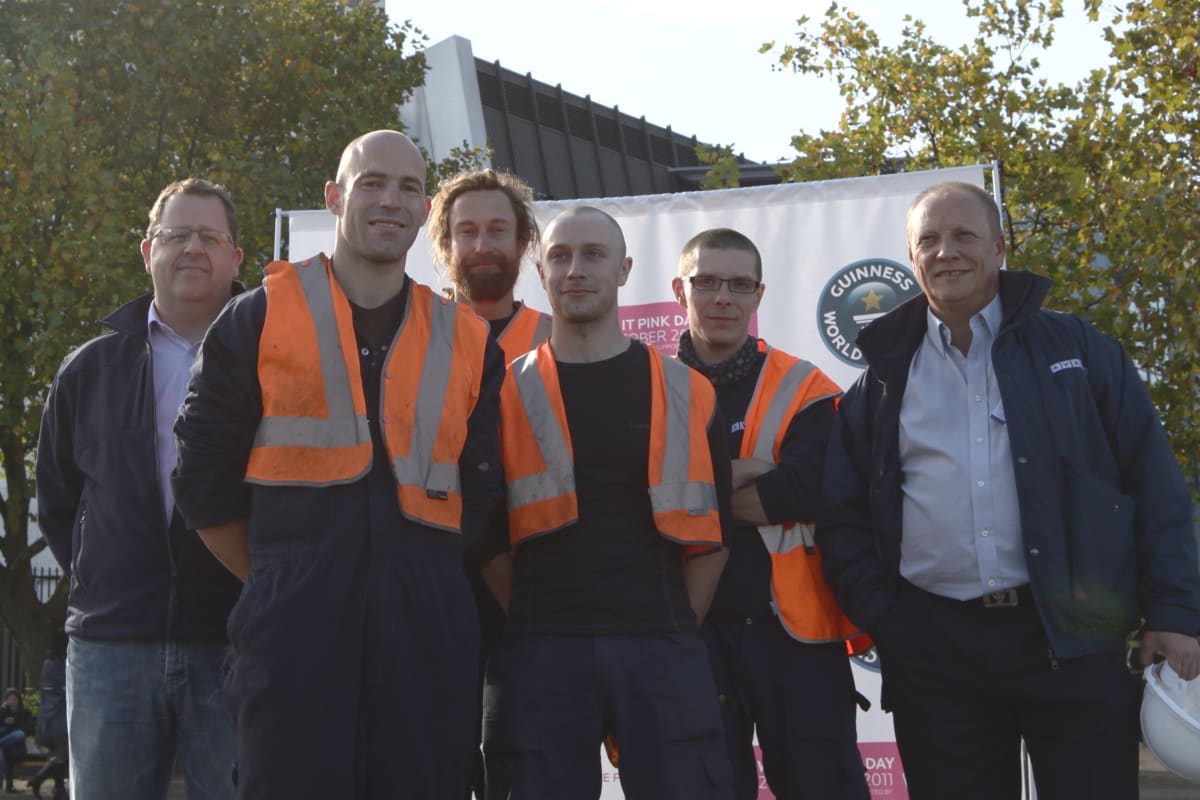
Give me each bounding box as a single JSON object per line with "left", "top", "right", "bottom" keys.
{"left": 174, "top": 278, "right": 505, "bottom": 800}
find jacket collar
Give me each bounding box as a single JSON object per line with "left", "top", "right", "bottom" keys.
{"left": 856, "top": 270, "right": 1052, "bottom": 363}
{"left": 100, "top": 281, "right": 246, "bottom": 337}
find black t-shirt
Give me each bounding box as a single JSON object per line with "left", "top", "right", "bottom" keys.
{"left": 488, "top": 310, "right": 516, "bottom": 340}
{"left": 506, "top": 341, "right": 731, "bottom": 634}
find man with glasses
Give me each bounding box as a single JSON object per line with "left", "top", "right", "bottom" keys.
{"left": 37, "top": 178, "right": 244, "bottom": 799}
{"left": 672, "top": 228, "right": 870, "bottom": 800}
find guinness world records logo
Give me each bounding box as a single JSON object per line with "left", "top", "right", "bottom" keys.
{"left": 816, "top": 259, "right": 921, "bottom": 368}
{"left": 852, "top": 646, "right": 881, "bottom": 673}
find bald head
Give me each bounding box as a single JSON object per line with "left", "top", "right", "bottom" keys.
{"left": 324, "top": 129, "right": 430, "bottom": 276}
{"left": 907, "top": 181, "right": 1002, "bottom": 241}
{"left": 335, "top": 130, "right": 425, "bottom": 187}
{"left": 543, "top": 205, "right": 626, "bottom": 260}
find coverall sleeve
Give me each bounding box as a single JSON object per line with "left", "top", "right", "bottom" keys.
{"left": 708, "top": 405, "right": 734, "bottom": 542}
{"left": 460, "top": 336, "right": 507, "bottom": 561}
{"left": 172, "top": 290, "right": 265, "bottom": 532}
{"left": 754, "top": 396, "right": 837, "bottom": 525}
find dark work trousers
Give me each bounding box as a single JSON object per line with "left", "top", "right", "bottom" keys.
{"left": 875, "top": 580, "right": 1140, "bottom": 800}
{"left": 701, "top": 616, "right": 869, "bottom": 800}
{"left": 223, "top": 483, "right": 480, "bottom": 799}
{"left": 468, "top": 570, "right": 507, "bottom": 800}
{"left": 482, "top": 632, "right": 734, "bottom": 799}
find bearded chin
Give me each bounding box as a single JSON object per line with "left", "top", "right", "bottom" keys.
{"left": 458, "top": 263, "right": 518, "bottom": 303}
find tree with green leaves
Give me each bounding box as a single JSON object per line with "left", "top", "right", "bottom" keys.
{"left": 750, "top": 0, "right": 1199, "bottom": 489}
{"left": 0, "top": 0, "right": 463, "bottom": 682}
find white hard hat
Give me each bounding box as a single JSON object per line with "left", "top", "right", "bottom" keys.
{"left": 1141, "top": 661, "right": 1200, "bottom": 784}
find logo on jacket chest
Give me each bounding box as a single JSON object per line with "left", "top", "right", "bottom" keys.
{"left": 1049, "top": 358, "right": 1085, "bottom": 374}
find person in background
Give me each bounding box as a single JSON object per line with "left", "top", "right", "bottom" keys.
{"left": 429, "top": 168, "right": 551, "bottom": 800}
{"left": 429, "top": 168, "right": 551, "bottom": 363}
{"left": 1, "top": 689, "right": 35, "bottom": 793}
{"left": 29, "top": 633, "right": 69, "bottom": 799}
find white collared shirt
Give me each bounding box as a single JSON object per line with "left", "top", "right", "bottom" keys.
{"left": 898, "top": 294, "right": 1028, "bottom": 599}
{"left": 147, "top": 302, "right": 201, "bottom": 524}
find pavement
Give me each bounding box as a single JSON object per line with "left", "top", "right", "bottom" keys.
{"left": 3, "top": 745, "right": 1194, "bottom": 798}
{"left": 1138, "top": 745, "right": 1200, "bottom": 800}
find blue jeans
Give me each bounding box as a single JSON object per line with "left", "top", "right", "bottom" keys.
{"left": 1, "top": 729, "right": 28, "bottom": 783}
{"left": 66, "top": 638, "right": 235, "bottom": 800}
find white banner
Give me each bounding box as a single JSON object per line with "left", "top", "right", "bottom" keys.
{"left": 282, "top": 164, "right": 990, "bottom": 799}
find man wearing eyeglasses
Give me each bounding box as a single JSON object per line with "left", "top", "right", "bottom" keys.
{"left": 36, "top": 179, "right": 245, "bottom": 799}
{"left": 672, "top": 228, "right": 871, "bottom": 800}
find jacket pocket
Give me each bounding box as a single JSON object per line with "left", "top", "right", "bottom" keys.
{"left": 1059, "top": 458, "right": 1137, "bottom": 636}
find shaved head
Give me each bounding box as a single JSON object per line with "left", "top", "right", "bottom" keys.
{"left": 335, "top": 130, "right": 424, "bottom": 187}
{"left": 543, "top": 206, "right": 626, "bottom": 260}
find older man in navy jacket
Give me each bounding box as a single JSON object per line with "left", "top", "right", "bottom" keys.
{"left": 817, "top": 181, "right": 1200, "bottom": 800}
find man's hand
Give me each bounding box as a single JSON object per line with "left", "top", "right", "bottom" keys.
{"left": 730, "top": 457, "right": 773, "bottom": 489}
{"left": 1140, "top": 630, "right": 1200, "bottom": 680}
{"left": 681, "top": 547, "right": 729, "bottom": 624}
{"left": 197, "top": 520, "right": 252, "bottom": 582}
{"left": 481, "top": 552, "right": 513, "bottom": 615}
{"left": 730, "top": 457, "right": 774, "bottom": 526}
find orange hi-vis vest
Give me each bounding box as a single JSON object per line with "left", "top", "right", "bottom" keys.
{"left": 499, "top": 342, "right": 722, "bottom": 555}
{"left": 744, "top": 342, "right": 870, "bottom": 654}
{"left": 497, "top": 303, "right": 552, "bottom": 364}
{"left": 245, "top": 255, "right": 489, "bottom": 533}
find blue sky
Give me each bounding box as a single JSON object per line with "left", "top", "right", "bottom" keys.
{"left": 384, "top": 0, "right": 1116, "bottom": 164}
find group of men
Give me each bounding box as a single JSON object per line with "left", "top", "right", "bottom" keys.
{"left": 34, "top": 128, "right": 1200, "bottom": 800}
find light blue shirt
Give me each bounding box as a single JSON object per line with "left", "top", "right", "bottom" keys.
{"left": 898, "top": 294, "right": 1028, "bottom": 599}
{"left": 147, "top": 303, "right": 201, "bottom": 524}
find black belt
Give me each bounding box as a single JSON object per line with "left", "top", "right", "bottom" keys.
{"left": 971, "top": 584, "right": 1033, "bottom": 608}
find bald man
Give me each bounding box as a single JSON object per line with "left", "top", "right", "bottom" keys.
{"left": 482, "top": 207, "right": 735, "bottom": 798}
{"left": 174, "top": 130, "right": 506, "bottom": 798}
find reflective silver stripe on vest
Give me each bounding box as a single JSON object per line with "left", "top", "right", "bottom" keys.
{"left": 531, "top": 312, "right": 553, "bottom": 345}
{"left": 752, "top": 354, "right": 834, "bottom": 553}
{"left": 389, "top": 292, "right": 462, "bottom": 496}
{"left": 747, "top": 357, "right": 820, "bottom": 462}
{"left": 499, "top": 308, "right": 552, "bottom": 351}
{"left": 253, "top": 257, "right": 371, "bottom": 450}
{"left": 507, "top": 352, "right": 575, "bottom": 510}
{"left": 759, "top": 521, "right": 817, "bottom": 555}
{"left": 648, "top": 357, "right": 718, "bottom": 516}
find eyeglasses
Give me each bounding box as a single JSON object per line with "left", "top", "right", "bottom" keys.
{"left": 687, "top": 275, "right": 761, "bottom": 294}
{"left": 151, "top": 226, "right": 234, "bottom": 250}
